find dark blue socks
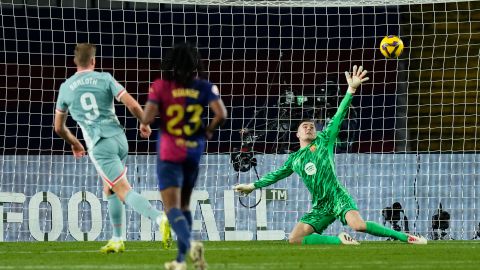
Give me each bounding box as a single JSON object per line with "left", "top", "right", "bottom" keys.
{"left": 167, "top": 208, "right": 191, "bottom": 262}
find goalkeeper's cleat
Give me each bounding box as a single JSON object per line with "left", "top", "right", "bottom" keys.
{"left": 100, "top": 239, "right": 125, "bottom": 254}
{"left": 164, "top": 260, "right": 187, "bottom": 270}
{"left": 338, "top": 232, "right": 360, "bottom": 245}
{"left": 159, "top": 214, "right": 173, "bottom": 249}
{"left": 407, "top": 234, "right": 428, "bottom": 245}
{"left": 189, "top": 241, "right": 207, "bottom": 270}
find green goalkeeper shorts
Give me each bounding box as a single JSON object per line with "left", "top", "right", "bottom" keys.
{"left": 89, "top": 133, "right": 128, "bottom": 187}
{"left": 300, "top": 212, "right": 336, "bottom": 234}
{"left": 300, "top": 195, "right": 358, "bottom": 233}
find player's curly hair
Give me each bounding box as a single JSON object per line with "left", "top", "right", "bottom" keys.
{"left": 161, "top": 42, "right": 204, "bottom": 86}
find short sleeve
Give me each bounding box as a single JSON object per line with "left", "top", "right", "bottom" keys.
{"left": 105, "top": 72, "right": 126, "bottom": 101}
{"left": 207, "top": 84, "right": 220, "bottom": 103}
{"left": 147, "top": 81, "right": 161, "bottom": 104}
{"left": 55, "top": 84, "right": 68, "bottom": 113}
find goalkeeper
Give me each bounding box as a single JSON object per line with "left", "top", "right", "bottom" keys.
{"left": 234, "top": 65, "right": 427, "bottom": 245}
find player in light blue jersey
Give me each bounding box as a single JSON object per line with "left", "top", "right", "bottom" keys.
{"left": 54, "top": 43, "right": 170, "bottom": 253}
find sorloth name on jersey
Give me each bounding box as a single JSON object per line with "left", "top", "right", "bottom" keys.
{"left": 69, "top": 78, "right": 98, "bottom": 91}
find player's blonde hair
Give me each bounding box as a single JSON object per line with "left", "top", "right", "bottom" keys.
{"left": 74, "top": 43, "right": 96, "bottom": 67}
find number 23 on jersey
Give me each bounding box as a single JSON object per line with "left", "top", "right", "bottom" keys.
{"left": 166, "top": 104, "right": 203, "bottom": 136}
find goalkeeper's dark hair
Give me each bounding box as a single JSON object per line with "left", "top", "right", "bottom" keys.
{"left": 297, "top": 119, "right": 315, "bottom": 130}
{"left": 161, "top": 42, "right": 204, "bottom": 86}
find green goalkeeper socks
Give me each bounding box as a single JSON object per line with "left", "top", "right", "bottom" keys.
{"left": 302, "top": 222, "right": 408, "bottom": 244}
{"left": 107, "top": 194, "right": 124, "bottom": 238}
{"left": 365, "top": 221, "right": 408, "bottom": 242}
{"left": 125, "top": 190, "right": 161, "bottom": 221}
{"left": 302, "top": 234, "right": 341, "bottom": 245}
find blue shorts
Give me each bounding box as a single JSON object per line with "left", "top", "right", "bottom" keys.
{"left": 157, "top": 159, "right": 199, "bottom": 190}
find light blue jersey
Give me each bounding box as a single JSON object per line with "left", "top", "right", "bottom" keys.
{"left": 56, "top": 70, "right": 126, "bottom": 149}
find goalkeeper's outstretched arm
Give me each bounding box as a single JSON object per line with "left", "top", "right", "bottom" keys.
{"left": 234, "top": 157, "right": 294, "bottom": 195}
{"left": 321, "top": 65, "right": 369, "bottom": 142}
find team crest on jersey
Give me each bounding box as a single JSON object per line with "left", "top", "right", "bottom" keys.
{"left": 304, "top": 162, "right": 317, "bottom": 176}
{"left": 310, "top": 145, "right": 316, "bottom": 152}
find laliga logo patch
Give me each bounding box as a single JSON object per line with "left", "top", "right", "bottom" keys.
{"left": 304, "top": 162, "right": 317, "bottom": 176}
{"left": 310, "top": 145, "right": 316, "bottom": 152}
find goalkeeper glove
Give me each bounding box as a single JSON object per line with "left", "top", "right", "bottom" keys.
{"left": 345, "top": 65, "right": 369, "bottom": 93}
{"left": 233, "top": 183, "right": 255, "bottom": 195}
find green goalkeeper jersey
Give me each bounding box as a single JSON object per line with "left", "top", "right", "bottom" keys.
{"left": 254, "top": 92, "right": 354, "bottom": 210}
{"left": 55, "top": 70, "right": 126, "bottom": 149}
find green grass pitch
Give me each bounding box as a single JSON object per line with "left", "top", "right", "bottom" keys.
{"left": 1, "top": 241, "right": 480, "bottom": 270}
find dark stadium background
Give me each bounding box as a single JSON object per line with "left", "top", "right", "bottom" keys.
{"left": 0, "top": 3, "right": 401, "bottom": 154}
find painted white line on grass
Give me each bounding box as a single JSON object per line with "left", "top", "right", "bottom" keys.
{"left": 0, "top": 265, "right": 157, "bottom": 270}
{"left": 2, "top": 241, "right": 480, "bottom": 254}
{"left": 0, "top": 249, "right": 163, "bottom": 255}
{"left": 0, "top": 246, "right": 329, "bottom": 255}
{"left": 0, "top": 246, "right": 309, "bottom": 255}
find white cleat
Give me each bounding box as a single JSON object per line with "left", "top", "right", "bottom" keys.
{"left": 189, "top": 241, "right": 207, "bottom": 270}
{"left": 338, "top": 232, "right": 360, "bottom": 245}
{"left": 164, "top": 260, "right": 187, "bottom": 270}
{"left": 407, "top": 234, "right": 428, "bottom": 244}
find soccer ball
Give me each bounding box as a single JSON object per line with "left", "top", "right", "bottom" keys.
{"left": 379, "top": 35, "right": 404, "bottom": 58}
